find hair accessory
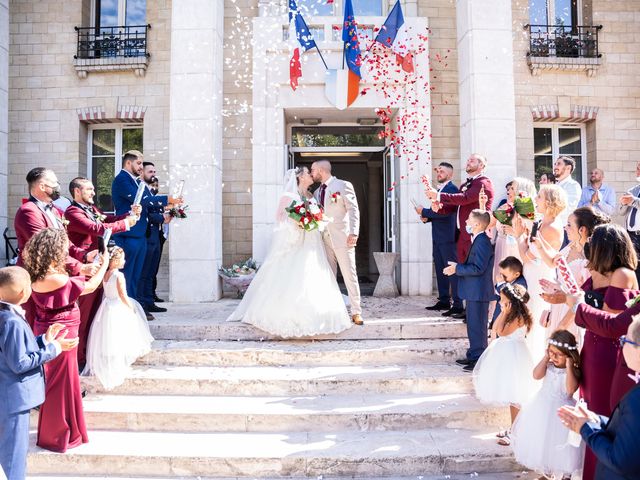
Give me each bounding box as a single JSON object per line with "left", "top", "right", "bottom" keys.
{"left": 548, "top": 338, "right": 578, "bottom": 351}
{"left": 503, "top": 283, "right": 525, "bottom": 302}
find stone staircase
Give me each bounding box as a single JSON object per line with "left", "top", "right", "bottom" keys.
{"left": 27, "top": 297, "right": 535, "bottom": 480}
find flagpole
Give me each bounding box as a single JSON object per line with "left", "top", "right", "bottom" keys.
{"left": 316, "top": 45, "right": 329, "bottom": 70}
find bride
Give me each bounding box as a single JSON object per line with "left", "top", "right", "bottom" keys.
{"left": 226, "top": 166, "right": 352, "bottom": 337}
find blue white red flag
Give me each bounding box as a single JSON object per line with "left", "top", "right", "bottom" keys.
{"left": 288, "top": 0, "right": 317, "bottom": 90}
{"left": 374, "top": 0, "right": 414, "bottom": 73}
{"left": 341, "top": 0, "right": 361, "bottom": 106}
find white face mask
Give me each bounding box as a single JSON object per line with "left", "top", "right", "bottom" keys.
{"left": 636, "top": 176, "right": 640, "bottom": 183}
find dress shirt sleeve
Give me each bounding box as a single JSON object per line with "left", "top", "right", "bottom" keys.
{"left": 0, "top": 319, "right": 58, "bottom": 374}
{"left": 599, "top": 185, "right": 616, "bottom": 216}
{"left": 577, "top": 187, "right": 591, "bottom": 208}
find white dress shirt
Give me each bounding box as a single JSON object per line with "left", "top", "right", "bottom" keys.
{"left": 557, "top": 176, "right": 582, "bottom": 225}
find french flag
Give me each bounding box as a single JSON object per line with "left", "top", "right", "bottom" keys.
{"left": 289, "top": 0, "right": 317, "bottom": 91}
{"left": 374, "top": 0, "right": 414, "bottom": 73}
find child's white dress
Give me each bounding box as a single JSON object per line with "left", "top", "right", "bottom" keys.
{"left": 83, "top": 271, "right": 154, "bottom": 390}
{"left": 473, "top": 326, "right": 537, "bottom": 406}
{"left": 511, "top": 364, "right": 584, "bottom": 478}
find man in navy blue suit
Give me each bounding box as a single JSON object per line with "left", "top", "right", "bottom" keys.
{"left": 444, "top": 210, "right": 494, "bottom": 371}
{"left": 111, "top": 151, "right": 180, "bottom": 320}
{"left": 559, "top": 317, "right": 640, "bottom": 479}
{"left": 0, "top": 267, "right": 77, "bottom": 480}
{"left": 415, "top": 162, "right": 463, "bottom": 316}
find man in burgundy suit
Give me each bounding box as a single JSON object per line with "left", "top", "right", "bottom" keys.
{"left": 14, "top": 168, "right": 99, "bottom": 326}
{"left": 65, "top": 177, "right": 139, "bottom": 367}
{"left": 426, "top": 153, "right": 495, "bottom": 263}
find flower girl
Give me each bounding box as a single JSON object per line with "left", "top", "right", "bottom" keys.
{"left": 473, "top": 283, "right": 538, "bottom": 445}
{"left": 511, "top": 330, "right": 584, "bottom": 480}
{"left": 83, "top": 247, "right": 154, "bottom": 389}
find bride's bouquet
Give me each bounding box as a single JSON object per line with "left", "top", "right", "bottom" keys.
{"left": 285, "top": 199, "right": 326, "bottom": 232}
{"left": 493, "top": 192, "right": 536, "bottom": 226}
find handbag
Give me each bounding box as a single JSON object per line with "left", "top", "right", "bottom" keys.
{"left": 584, "top": 290, "right": 605, "bottom": 310}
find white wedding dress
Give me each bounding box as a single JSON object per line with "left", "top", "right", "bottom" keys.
{"left": 227, "top": 171, "right": 352, "bottom": 338}
{"left": 83, "top": 271, "right": 154, "bottom": 390}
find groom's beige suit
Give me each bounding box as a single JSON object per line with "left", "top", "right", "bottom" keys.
{"left": 315, "top": 176, "right": 362, "bottom": 315}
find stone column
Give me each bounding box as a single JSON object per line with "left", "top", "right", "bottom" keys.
{"left": 456, "top": 0, "right": 517, "bottom": 190}
{"left": 0, "top": 0, "right": 8, "bottom": 263}
{"left": 168, "top": 0, "right": 224, "bottom": 301}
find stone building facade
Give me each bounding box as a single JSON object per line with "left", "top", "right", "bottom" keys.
{"left": 1, "top": 0, "right": 639, "bottom": 299}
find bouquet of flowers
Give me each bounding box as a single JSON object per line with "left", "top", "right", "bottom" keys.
{"left": 285, "top": 199, "right": 325, "bottom": 232}
{"left": 168, "top": 205, "right": 189, "bottom": 219}
{"left": 493, "top": 192, "right": 536, "bottom": 226}
{"left": 219, "top": 258, "right": 258, "bottom": 278}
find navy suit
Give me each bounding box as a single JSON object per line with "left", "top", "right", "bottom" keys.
{"left": 0, "top": 302, "right": 58, "bottom": 480}
{"left": 421, "top": 181, "right": 462, "bottom": 308}
{"left": 111, "top": 171, "right": 168, "bottom": 300}
{"left": 580, "top": 383, "right": 640, "bottom": 479}
{"left": 139, "top": 197, "right": 165, "bottom": 308}
{"left": 455, "top": 232, "right": 494, "bottom": 360}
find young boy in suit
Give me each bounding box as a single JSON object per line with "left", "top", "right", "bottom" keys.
{"left": 444, "top": 209, "right": 494, "bottom": 371}
{"left": 489, "top": 256, "right": 527, "bottom": 331}
{"left": 0, "top": 267, "right": 78, "bottom": 480}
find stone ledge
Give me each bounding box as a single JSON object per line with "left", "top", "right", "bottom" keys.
{"left": 73, "top": 56, "right": 149, "bottom": 78}
{"left": 527, "top": 55, "right": 601, "bottom": 77}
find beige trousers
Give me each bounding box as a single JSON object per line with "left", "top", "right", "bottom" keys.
{"left": 322, "top": 234, "right": 362, "bottom": 315}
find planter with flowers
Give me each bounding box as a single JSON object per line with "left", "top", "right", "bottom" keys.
{"left": 218, "top": 258, "right": 259, "bottom": 298}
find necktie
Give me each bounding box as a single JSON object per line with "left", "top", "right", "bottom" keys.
{"left": 630, "top": 208, "right": 637, "bottom": 229}
{"left": 319, "top": 184, "right": 327, "bottom": 207}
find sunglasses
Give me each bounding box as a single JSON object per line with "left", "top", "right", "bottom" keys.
{"left": 619, "top": 336, "right": 640, "bottom": 348}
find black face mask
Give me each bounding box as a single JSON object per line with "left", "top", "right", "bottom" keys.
{"left": 583, "top": 241, "right": 591, "bottom": 261}
{"left": 49, "top": 187, "right": 61, "bottom": 201}
{"left": 150, "top": 188, "right": 158, "bottom": 195}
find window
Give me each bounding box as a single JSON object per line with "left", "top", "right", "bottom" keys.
{"left": 332, "top": 24, "right": 375, "bottom": 42}
{"left": 88, "top": 124, "right": 143, "bottom": 212}
{"left": 94, "top": 0, "right": 146, "bottom": 30}
{"left": 529, "top": 0, "right": 579, "bottom": 30}
{"left": 353, "top": 0, "right": 382, "bottom": 16}
{"left": 291, "top": 126, "right": 385, "bottom": 147}
{"left": 534, "top": 124, "right": 586, "bottom": 186}
{"left": 297, "top": 0, "right": 334, "bottom": 16}
{"left": 283, "top": 25, "right": 325, "bottom": 42}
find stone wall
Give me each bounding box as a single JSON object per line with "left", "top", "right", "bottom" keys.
{"left": 7, "top": 0, "right": 172, "bottom": 222}
{"left": 512, "top": 0, "right": 640, "bottom": 199}
{"left": 0, "top": 0, "right": 8, "bottom": 263}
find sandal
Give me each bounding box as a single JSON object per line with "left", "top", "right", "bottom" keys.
{"left": 497, "top": 434, "right": 511, "bottom": 446}
{"left": 495, "top": 429, "right": 510, "bottom": 438}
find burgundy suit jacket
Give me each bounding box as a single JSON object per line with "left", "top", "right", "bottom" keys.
{"left": 575, "top": 301, "right": 639, "bottom": 412}
{"left": 14, "top": 200, "right": 86, "bottom": 275}
{"left": 438, "top": 175, "right": 494, "bottom": 260}
{"left": 64, "top": 204, "right": 128, "bottom": 251}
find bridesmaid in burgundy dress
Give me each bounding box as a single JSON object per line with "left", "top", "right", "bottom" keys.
{"left": 22, "top": 228, "right": 108, "bottom": 453}
{"left": 577, "top": 224, "right": 638, "bottom": 480}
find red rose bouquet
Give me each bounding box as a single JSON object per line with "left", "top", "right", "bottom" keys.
{"left": 493, "top": 192, "right": 536, "bottom": 225}
{"left": 168, "top": 205, "right": 189, "bottom": 219}
{"left": 285, "top": 199, "right": 326, "bottom": 232}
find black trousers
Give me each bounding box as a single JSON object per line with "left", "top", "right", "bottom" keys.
{"left": 629, "top": 231, "right": 640, "bottom": 284}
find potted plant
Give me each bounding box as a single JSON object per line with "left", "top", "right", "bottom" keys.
{"left": 218, "top": 258, "right": 259, "bottom": 298}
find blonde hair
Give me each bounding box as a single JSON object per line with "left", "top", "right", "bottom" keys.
{"left": 539, "top": 184, "right": 567, "bottom": 218}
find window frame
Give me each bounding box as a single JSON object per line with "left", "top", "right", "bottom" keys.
{"left": 87, "top": 123, "right": 143, "bottom": 212}
{"left": 533, "top": 123, "right": 587, "bottom": 186}
{"left": 529, "top": 0, "right": 582, "bottom": 28}
{"left": 91, "top": 0, "right": 146, "bottom": 28}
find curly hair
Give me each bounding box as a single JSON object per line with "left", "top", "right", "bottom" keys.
{"left": 22, "top": 228, "right": 69, "bottom": 282}
{"left": 108, "top": 246, "right": 125, "bottom": 269}
{"left": 548, "top": 329, "right": 581, "bottom": 381}
{"left": 539, "top": 184, "right": 568, "bottom": 218}
{"left": 500, "top": 283, "right": 533, "bottom": 333}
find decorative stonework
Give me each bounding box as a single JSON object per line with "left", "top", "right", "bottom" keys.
{"left": 76, "top": 106, "right": 108, "bottom": 124}
{"left": 530, "top": 104, "right": 559, "bottom": 121}
{"left": 530, "top": 104, "right": 599, "bottom": 123}
{"left": 527, "top": 56, "right": 601, "bottom": 77}
{"left": 117, "top": 105, "right": 147, "bottom": 123}
{"left": 74, "top": 57, "right": 149, "bottom": 79}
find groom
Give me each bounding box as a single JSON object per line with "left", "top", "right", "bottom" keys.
{"left": 311, "top": 160, "right": 363, "bottom": 326}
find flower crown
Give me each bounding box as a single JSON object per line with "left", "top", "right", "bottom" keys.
{"left": 548, "top": 338, "right": 578, "bottom": 351}
{"left": 502, "top": 283, "right": 526, "bottom": 302}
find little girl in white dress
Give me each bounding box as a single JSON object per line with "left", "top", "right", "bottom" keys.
{"left": 83, "top": 247, "right": 154, "bottom": 390}
{"left": 473, "top": 283, "right": 538, "bottom": 444}
{"left": 511, "top": 330, "right": 584, "bottom": 480}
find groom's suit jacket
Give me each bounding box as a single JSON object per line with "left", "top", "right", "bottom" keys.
{"left": 314, "top": 176, "right": 360, "bottom": 249}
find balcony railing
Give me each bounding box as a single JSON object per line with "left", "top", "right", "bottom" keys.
{"left": 526, "top": 24, "right": 602, "bottom": 59}
{"left": 73, "top": 25, "right": 151, "bottom": 78}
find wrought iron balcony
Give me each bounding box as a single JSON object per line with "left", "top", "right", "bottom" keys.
{"left": 73, "top": 25, "right": 151, "bottom": 78}
{"left": 525, "top": 24, "right": 603, "bottom": 76}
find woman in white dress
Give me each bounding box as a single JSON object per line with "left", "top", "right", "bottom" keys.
{"left": 513, "top": 185, "right": 567, "bottom": 360}
{"left": 83, "top": 247, "right": 154, "bottom": 390}
{"left": 227, "top": 167, "right": 352, "bottom": 338}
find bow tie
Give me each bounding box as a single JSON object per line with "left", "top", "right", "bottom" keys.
{"left": 44, "top": 203, "right": 53, "bottom": 210}
{"left": 466, "top": 178, "right": 473, "bottom": 184}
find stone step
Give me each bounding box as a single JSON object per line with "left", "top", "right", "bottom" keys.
{"left": 30, "top": 393, "right": 509, "bottom": 432}
{"left": 147, "top": 299, "right": 467, "bottom": 342}
{"left": 81, "top": 363, "right": 473, "bottom": 396}
{"left": 139, "top": 339, "right": 469, "bottom": 367}
{"left": 27, "top": 473, "right": 538, "bottom": 480}
{"left": 27, "top": 429, "right": 522, "bottom": 477}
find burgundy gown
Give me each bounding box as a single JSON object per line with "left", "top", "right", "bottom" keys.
{"left": 579, "top": 279, "right": 638, "bottom": 480}
{"left": 32, "top": 276, "right": 88, "bottom": 453}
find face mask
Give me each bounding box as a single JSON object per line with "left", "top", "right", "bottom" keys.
{"left": 465, "top": 225, "right": 474, "bottom": 234}
{"left": 49, "top": 187, "right": 61, "bottom": 201}
{"left": 583, "top": 241, "right": 591, "bottom": 260}
{"left": 636, "top": 176, "right": 640, "bottom": 183}
{"left": 151, "top": 188, "right": 158, "bottom": 195}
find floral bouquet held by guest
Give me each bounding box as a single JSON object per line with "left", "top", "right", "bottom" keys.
{"left": 493, "top": 193, "right": 536, "bottom": 245}
{"left": 168, "top": 204, "right": 188, "bottom": 219}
